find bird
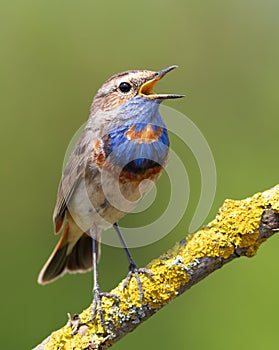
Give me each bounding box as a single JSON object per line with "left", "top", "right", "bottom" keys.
{"left": 38, "top": 65, "right": 183, "bottom": 326}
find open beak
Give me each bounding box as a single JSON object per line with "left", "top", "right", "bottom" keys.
{"left": 139, "top": 65, "right": 184, "bottom": 100}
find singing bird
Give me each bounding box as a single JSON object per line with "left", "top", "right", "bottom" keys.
{"left": 38, "top": 66, "right": 183, "bottom": 325}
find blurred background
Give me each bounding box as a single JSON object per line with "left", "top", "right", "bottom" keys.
{"left": 1, "top": 0, "right": 279, "bottom": 349}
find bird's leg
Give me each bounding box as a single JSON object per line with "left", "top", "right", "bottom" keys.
{"left": 90, "top": 230, "right": 119, "bottom": 326}
{"left": 113, "top": 222, "right": 154, "bottom": 303}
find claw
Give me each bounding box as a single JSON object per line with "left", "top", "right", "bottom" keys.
{"left": 113, "top": 223, "right": 154, "bottom": 303}
{"left": 123, "top": 263, "right": 154, "bottom": 303}
{"left": 91, "top": 288, "right": 120, "bottom": 326}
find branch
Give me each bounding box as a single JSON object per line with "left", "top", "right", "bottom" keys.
{"left": 34, "top": 185, "right": 279, "bottom": 350}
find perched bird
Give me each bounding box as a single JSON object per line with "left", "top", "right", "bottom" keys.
{"left": 38, "top": 66, "right": 183, "bottom": 325}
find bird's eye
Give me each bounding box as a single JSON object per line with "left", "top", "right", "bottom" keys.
{"left": 119, "top": 82, "right": 132, "bottom": 93}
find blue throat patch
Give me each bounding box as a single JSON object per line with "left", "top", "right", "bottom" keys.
{"left": 105, "top": 122, "right": 169, "bottom": 174}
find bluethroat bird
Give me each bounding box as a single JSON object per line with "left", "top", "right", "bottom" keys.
{"left": 38, "top": 65, "right": 183, "bottom": 326}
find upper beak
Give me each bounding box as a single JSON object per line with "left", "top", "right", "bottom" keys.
{"left": 139, "top": 65, "right": 184, "bottom": 100}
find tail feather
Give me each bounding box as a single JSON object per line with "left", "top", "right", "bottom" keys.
{"left": 67, "top": 234, "right": 93, "bottom": 271}
{"left": 38, "top": 223, "right": 100, "bottom": 285}
{"left": 41, "top": 244, "right": 69, "bottom": 283}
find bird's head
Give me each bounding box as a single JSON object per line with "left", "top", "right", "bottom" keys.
{"left": 91, "top": 66, "right": 184, "bottom": 113}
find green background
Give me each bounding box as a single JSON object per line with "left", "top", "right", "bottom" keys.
{"left": 1, "top": 1, "right": 279, "bottom": 349}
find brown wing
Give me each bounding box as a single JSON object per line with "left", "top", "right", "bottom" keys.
{"left": 53, "top": 128, "right": 94, "bottom": 233}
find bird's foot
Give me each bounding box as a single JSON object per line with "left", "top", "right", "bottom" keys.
{"left": 91, "top": 287, "right": 120, "bottom": 327}
{"left": 123, "top": 263, "right": 154, "bottom": 303}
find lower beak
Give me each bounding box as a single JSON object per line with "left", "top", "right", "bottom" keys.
{"left": 139, "top": 65, "right": 184, "bottom": 100}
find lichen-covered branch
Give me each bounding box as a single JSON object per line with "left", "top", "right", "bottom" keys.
{"left": 34, "top": 185, "right": 279, "bottom": 350}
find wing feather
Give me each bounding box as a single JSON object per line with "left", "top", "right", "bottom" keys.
{"left": 53, "top": 128, "right": 93, "bottom": 233}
